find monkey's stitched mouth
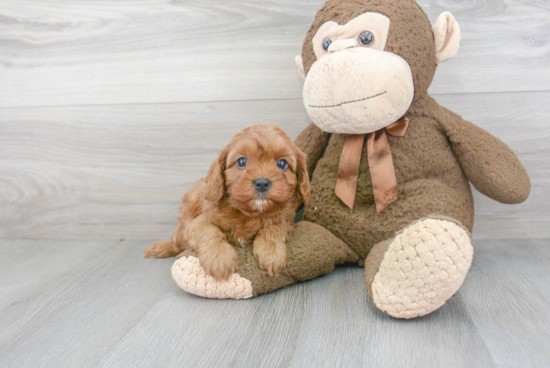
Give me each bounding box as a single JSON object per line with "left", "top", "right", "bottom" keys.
{"left": 308, "top": 91, "right": 387, "bottom": 108}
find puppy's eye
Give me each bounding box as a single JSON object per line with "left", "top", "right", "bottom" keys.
{"left": 277, "top": 159, "right": 288, "bottom": 170}
{"left": 358, "top": 31, "right": 374, "bottom": 47}
{"left": 237, "top": 157, "right": 247, "bottom": 168}
{"left": 322, "top": 38, "right": 332, "bottom": 52}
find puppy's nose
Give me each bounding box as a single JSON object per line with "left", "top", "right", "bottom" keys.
{"left": 254, "top": 178, "right": 272, "bottom": 193}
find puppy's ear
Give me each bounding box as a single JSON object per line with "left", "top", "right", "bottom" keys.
{"left": 296, "top": 149, "right": 311, "bottom": 204}
{"left": 204, "top": 147, "right": 228, "bottom": 203}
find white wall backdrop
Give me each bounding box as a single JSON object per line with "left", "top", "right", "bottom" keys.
{"left": 1, "top": 0, "right": 548, "bottom": 239}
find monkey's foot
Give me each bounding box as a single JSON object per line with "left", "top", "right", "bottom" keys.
{"left": 171, "top": 221, "right": 358, "bottom": 299}
{"left": 172, "top": 255, "right": 253, "bottom": 299}
{"left": 365, "top": 217, "right": 473, "bottom": 319}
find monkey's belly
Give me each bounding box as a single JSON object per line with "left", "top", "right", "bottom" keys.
{"left": 303, "top": 176, "right": 474, "bottom": 260}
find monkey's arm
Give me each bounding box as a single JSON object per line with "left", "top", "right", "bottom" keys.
{"left": 438, "top": 107, "right": 530, "bottom": 204}
{"left": 295, "top": 123, "right": 331, "bottom": 178}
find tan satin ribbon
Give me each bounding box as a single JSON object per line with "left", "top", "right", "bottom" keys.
{"left": 335, "top": 118, "right": 409, "bottom": 213}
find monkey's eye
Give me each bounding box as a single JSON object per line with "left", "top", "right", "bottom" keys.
{"left": 322, "top": 38, "right": 332, "bottom": 52}
{"left": 237, "top": 157, "right": 247, "bottom": 168}
{"left": 358, "top": 31, "right": 374, "bottom": 47}
{"left": 277, "top": 159, "right": 288, "bottom": 170}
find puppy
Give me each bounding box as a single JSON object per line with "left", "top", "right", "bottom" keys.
{"left": 143, "top": 125, "right": 310, "bottom": 280}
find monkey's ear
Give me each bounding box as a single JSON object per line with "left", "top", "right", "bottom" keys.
{"left": 204, "top": 147, "right": 228, "bottom": 203}
{"left": 432, "top": 12, "right": 461, "bottom": 63}
{"left": 296, "top": 149, "right": 311, "bottom": 204}
{"left": 295, "top": 55, "right": 306, "bottom": 80}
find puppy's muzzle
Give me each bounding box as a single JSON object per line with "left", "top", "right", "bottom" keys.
{"left": 253, "top": 178, "right": 272, "bottom": 193}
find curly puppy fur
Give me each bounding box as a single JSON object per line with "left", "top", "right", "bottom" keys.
{"left": 144, "top": 125, "right": 311, "bottom": 280}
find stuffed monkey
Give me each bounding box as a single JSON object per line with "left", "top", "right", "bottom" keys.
{"left": 171, "top": 0, "right": 530, "bottom": 319}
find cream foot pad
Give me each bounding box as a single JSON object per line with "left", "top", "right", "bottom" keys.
{"left": 171, "top": 256, "right": 253, "bottom": 299}
{"left": 371, "top": 218, "right": 473, "bottom": 319}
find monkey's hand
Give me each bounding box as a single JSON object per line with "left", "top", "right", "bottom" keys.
{"left": 295, "top": 123, "right": 331, "bottom": 179}
{"left": 438, "top": 103, "right": 530, "bottom": 204}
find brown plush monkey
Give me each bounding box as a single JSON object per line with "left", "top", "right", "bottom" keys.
{"left": 171, "top": 0, "right": 530, "bottom": 319}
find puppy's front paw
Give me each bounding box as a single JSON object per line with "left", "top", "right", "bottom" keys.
{"left": 199, "top": 242, "right": 239, "bottom": 280}
{"left": 253, "top": 241, "right": 287, "bottom": 277}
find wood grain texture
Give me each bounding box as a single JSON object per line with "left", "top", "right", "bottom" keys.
{"left": 1, "top": 92, "right": 547, "bottom": 239}
{"left": 463, "top": 239, "right": 550, "bottom": 368}
{"left": 0, "top": 99, "right": 310, "bottom": 239}
{"left": 1, "top": 0, "right": 549, "bottom": 107}
{"left": 0, "top": 239, "right": 549, "bottom": 367}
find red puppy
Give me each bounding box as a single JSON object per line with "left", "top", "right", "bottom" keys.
{"left": 144, "top": 125, "right": 310, "bottom": 280}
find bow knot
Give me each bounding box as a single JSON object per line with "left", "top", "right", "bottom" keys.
{"left": 335, "top": 117, "right": 409, "bottom": 213}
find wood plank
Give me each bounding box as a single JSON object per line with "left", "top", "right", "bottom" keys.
{"left": 0, "top": 239, "right": 126, "bottom": 342}
{"left": 0, "top": 239, "right": 120, "bottom": 309}
{"left": 287, "top": 270, "right": 496, "bottom": 368}
{"left": 1, "top": 0, "right": 549, "bottom": 107}
{"left": 97, "top": 269, "right": 496, "bottom": 368}
{"left": 1, "top": 91, "right": 547, "bottom": 239}
{"left": 96, "top": 283, "right": 308, "bottom": 368}
{"left": 462, "top": 239, "right": 550, "bottom": 368}
{"left": 0, "top": 239, "right": 175, "bottom": 367}
{"left": 1, "top": 239, "right": 549, "bottom": 367}
{"left": 0, "top": 98, "right": 310, "bottom": 239}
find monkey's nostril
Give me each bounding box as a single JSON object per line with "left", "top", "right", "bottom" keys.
{"left": 254, "top": 178, "right": 272, "bottom": 193}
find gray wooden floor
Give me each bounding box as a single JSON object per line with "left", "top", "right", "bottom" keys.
{"left": 0, "top": 239, "right": 549, "bottom": 368}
